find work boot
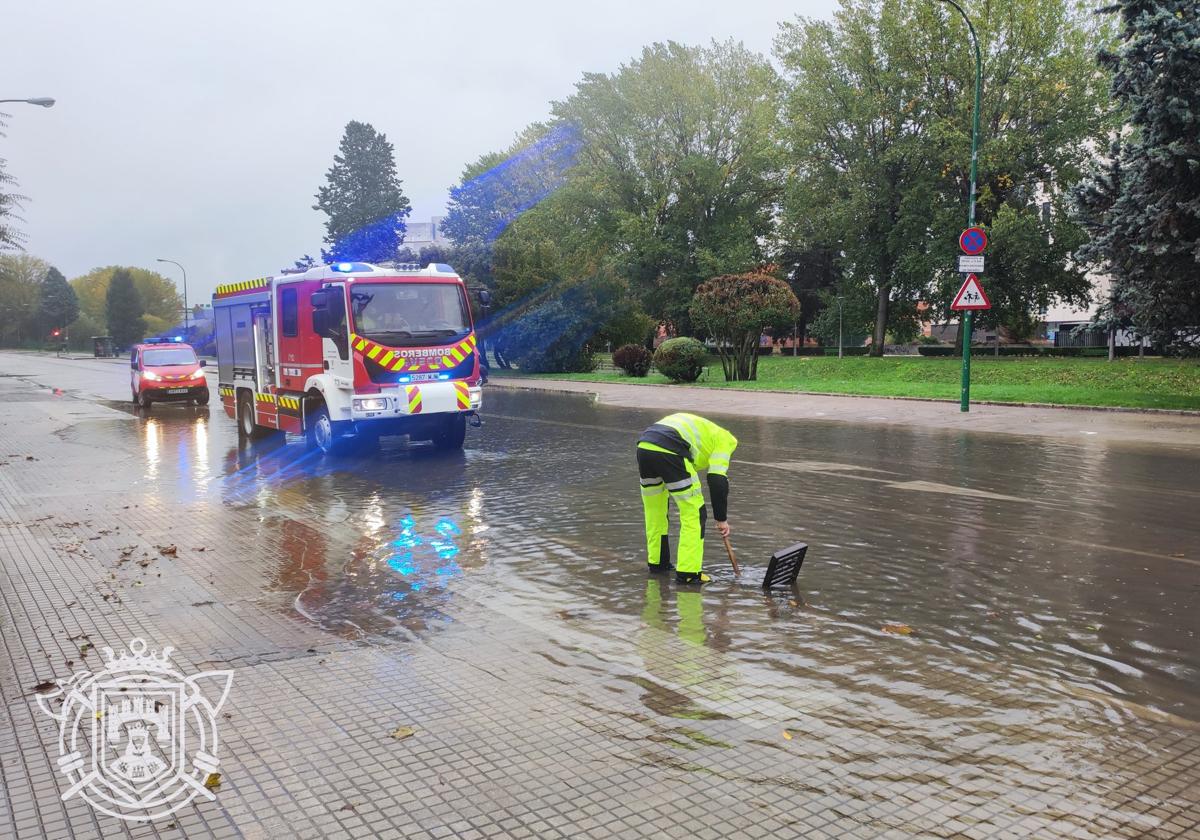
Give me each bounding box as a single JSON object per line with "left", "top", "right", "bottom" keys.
{"left": 647, "top": 562, "right": 670, "bottom": 575}
{"left": 675, "top": 570, "right": 711, "bottom": 585}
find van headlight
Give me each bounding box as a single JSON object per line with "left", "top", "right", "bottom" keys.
{"left": 354, "top": 397, "right": 388, "bottom": 411}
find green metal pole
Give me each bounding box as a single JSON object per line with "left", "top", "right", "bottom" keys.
{"left": 941, "top": 0, "right": 982, "bottom": 412}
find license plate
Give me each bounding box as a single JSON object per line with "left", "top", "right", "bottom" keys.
{"left": 167, "top": 388, "right": 188, "bottom": 394}
{"left": 410, "top": 373, "right": 440, "bottom": 382}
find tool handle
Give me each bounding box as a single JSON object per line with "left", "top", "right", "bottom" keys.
{"left": 721, "top": 533, "right": 741, "bottom": 576}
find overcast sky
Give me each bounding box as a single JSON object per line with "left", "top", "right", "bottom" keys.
{"left": 3, "top": 0, "right": 834, "bottom": 303}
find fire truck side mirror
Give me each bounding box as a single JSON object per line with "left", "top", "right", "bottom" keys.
{"left": 310, "top": 290, "right": 329, "bottom": 310}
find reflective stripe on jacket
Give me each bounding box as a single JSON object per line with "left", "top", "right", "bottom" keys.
{"left": 653, "top": 413, "right": 738, "bottom": 476}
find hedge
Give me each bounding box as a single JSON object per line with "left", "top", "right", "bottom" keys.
{"left": 917, "top": 345, "right": 1150, "bottom": 358}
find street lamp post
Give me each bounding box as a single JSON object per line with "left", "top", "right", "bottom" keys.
{"left": 0, "top": 98, "right": 55, "bottom": 108}
{"left": 938, "top": 0, "right": 982, "bottom": 412}
{"left": 156, "top": 259, "right": 189, "bottom": 333}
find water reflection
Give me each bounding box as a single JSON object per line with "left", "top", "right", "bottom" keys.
{"left": 62, "top": 387, "right": 1200, "bottom": 723}
{"left": 143, "top": 417, "right": 161, "bottom": 479}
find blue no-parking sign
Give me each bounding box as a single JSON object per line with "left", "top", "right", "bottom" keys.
{"left": 959, "top": 226, "right": 987, "bottom": 255}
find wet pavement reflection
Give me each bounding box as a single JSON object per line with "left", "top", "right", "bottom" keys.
{"left": 77, "top": 387, "right": 1200, "bottom": 734}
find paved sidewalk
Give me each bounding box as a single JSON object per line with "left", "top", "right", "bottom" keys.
{"left": 490, "top": 378, "right": 1200, "bottom": 449}
{"left": 1, "top": 365, "right": 1198, "bottom": 839}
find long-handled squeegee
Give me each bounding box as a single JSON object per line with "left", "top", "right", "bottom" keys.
{"left": 721, "top": 533, "right": 741, "bottom": 576}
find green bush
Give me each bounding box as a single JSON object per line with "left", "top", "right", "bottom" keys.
{"left": 612, "top": 343, "right": 653, "bottom": 377}
{"left": 823, "top": 346, "right": 871, "bottom": 356}
{"left": 653, "top": 337, "right": 708, "bottom": 382}
{"left": 496, "top": 297, "right": 597, "bottom": 373}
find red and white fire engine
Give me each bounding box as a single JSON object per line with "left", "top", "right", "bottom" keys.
{"left": 212, "top": 261, "right": 482, "bottom": 453}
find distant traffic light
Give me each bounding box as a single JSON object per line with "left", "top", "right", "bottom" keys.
{"left": 51, "top": 329, "right": 61, "bottom": 337}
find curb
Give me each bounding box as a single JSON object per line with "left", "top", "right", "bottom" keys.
{"left": 488, "top": 378, "right": 1200, "bottom": 417}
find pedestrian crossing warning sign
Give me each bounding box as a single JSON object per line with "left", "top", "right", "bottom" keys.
{"left": 951, "top": 274, "right": 991, "bottom": 311}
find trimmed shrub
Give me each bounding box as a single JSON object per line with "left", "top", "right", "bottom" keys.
{"left": 653, "top": 337, "right": 707, "bottom": 383}
{"left": 823, "top": 346, "right": 871, "bottom": 356}
{"left": 612, "top": 343, "right": 653, "bottom": 377}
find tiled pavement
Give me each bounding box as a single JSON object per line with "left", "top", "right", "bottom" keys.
{"left": 1, "top": 375, "right": 1198, "bottom": 839}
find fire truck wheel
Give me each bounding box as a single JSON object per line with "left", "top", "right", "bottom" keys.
{"left": 433, "top": 414, "right": 467, "bottom": 450}
{"left": 306, "top": 404, "right": 346, "bottom": 454}
{"left": 237, "top": 392, "right": 268, "bottom": 439}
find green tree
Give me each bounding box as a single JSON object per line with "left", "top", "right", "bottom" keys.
{"left": 71, "top": 266, "right": 182, "bottom": 328}
{"left": 690, "top": 272, "right": 799, "bottom": 381}
{"left": 1074, "top": 0, "right": 1200, "bottom": 353}
{"left": 36, "top": 266, "right": 79, "bottom": 336}
{"left": 105, "top": 269, "right": 145, "bottom": 347}
{"left": 442, "top": 123, "right": 580, "bottom": 286}
{"left": 487, "top": 188, "right": 635, "bottom": 372}
{"left": 552, "top": 40, "right": 783, "bottom": 332}
{"left": 777, "top": 0, "right": 1113, "bottom": 354}
{"left": 314, "top": 121, "right": 411, "bottom": 263}
{"left": 973, "top": 201, "right": 1090, "bottom": 345}
{"left": 0, "top": 114, "right": 26, "bottom": 251}
{"left": 0, "top": 253, "right": 46, "bottom": 345}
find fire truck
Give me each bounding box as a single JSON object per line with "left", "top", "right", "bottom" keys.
{"left": 212, "top": 261, "right": 482, "bottom": 453}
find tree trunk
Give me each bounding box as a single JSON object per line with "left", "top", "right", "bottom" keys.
{"left": 720, "top": 347, "right": 734, "bottom": 381}
{"left": 870, "top": 285, "right": 889, "bottom": 357}
{"left": 1108, "top": 323, "right": 1116, "bottom": 362}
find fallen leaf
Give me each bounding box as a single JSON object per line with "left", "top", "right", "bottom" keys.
{"left": 881, "top": 623, "right": 913, "bottom": 636}
{"left": 390, "top": 726, "right": 416, "bottom": 740}
{"left": 782, "top": 730, "right": 793, "bottom": 741}
{"left": 204, "top": 772, "right": 221, "bottom": 790}
{"left": 32, "top": 680, "right": 56, "bottom": 693}
{"left": 158, "top": 545, "right": 178, "bottom": 557}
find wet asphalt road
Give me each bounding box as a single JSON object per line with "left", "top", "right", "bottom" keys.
{"left": 8, "top": 351, "right": 1198, "bottom": 730}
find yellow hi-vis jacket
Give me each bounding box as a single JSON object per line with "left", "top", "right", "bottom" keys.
{"left": 653, "top": 413, "right": 738, "bottom": 476}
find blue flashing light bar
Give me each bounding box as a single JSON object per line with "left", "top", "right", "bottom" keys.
{"left": 332, "top": 262, "right": 374, "bottom": 273}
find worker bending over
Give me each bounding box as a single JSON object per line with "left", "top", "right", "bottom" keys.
{"left": 636, "top": 413, "right": 738, "bottom": 584}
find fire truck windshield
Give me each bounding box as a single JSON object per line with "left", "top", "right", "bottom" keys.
{"left": 350, "top": 283, "right": 470, "bottom": 346}
{"left": 142, "top": 347, "right": 198, "bottom": 366}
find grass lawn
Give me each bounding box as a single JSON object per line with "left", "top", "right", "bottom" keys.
{"left": 492, "top": 355, "right": 1200, "bottom": 411}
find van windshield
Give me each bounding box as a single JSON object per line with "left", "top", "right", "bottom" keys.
{"left": 350, "top": 283, "right": 470, "bottom": 346}
{"left": 142, "top": 347, "right": 198, "bottom": 366}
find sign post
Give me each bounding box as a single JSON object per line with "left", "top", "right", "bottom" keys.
{"left": 938, "top": 0, "right": 984, "bottom": 412}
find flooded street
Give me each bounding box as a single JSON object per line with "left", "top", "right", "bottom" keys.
{"left": 2, "top": 352, "right": 1198, "bottom": 839}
